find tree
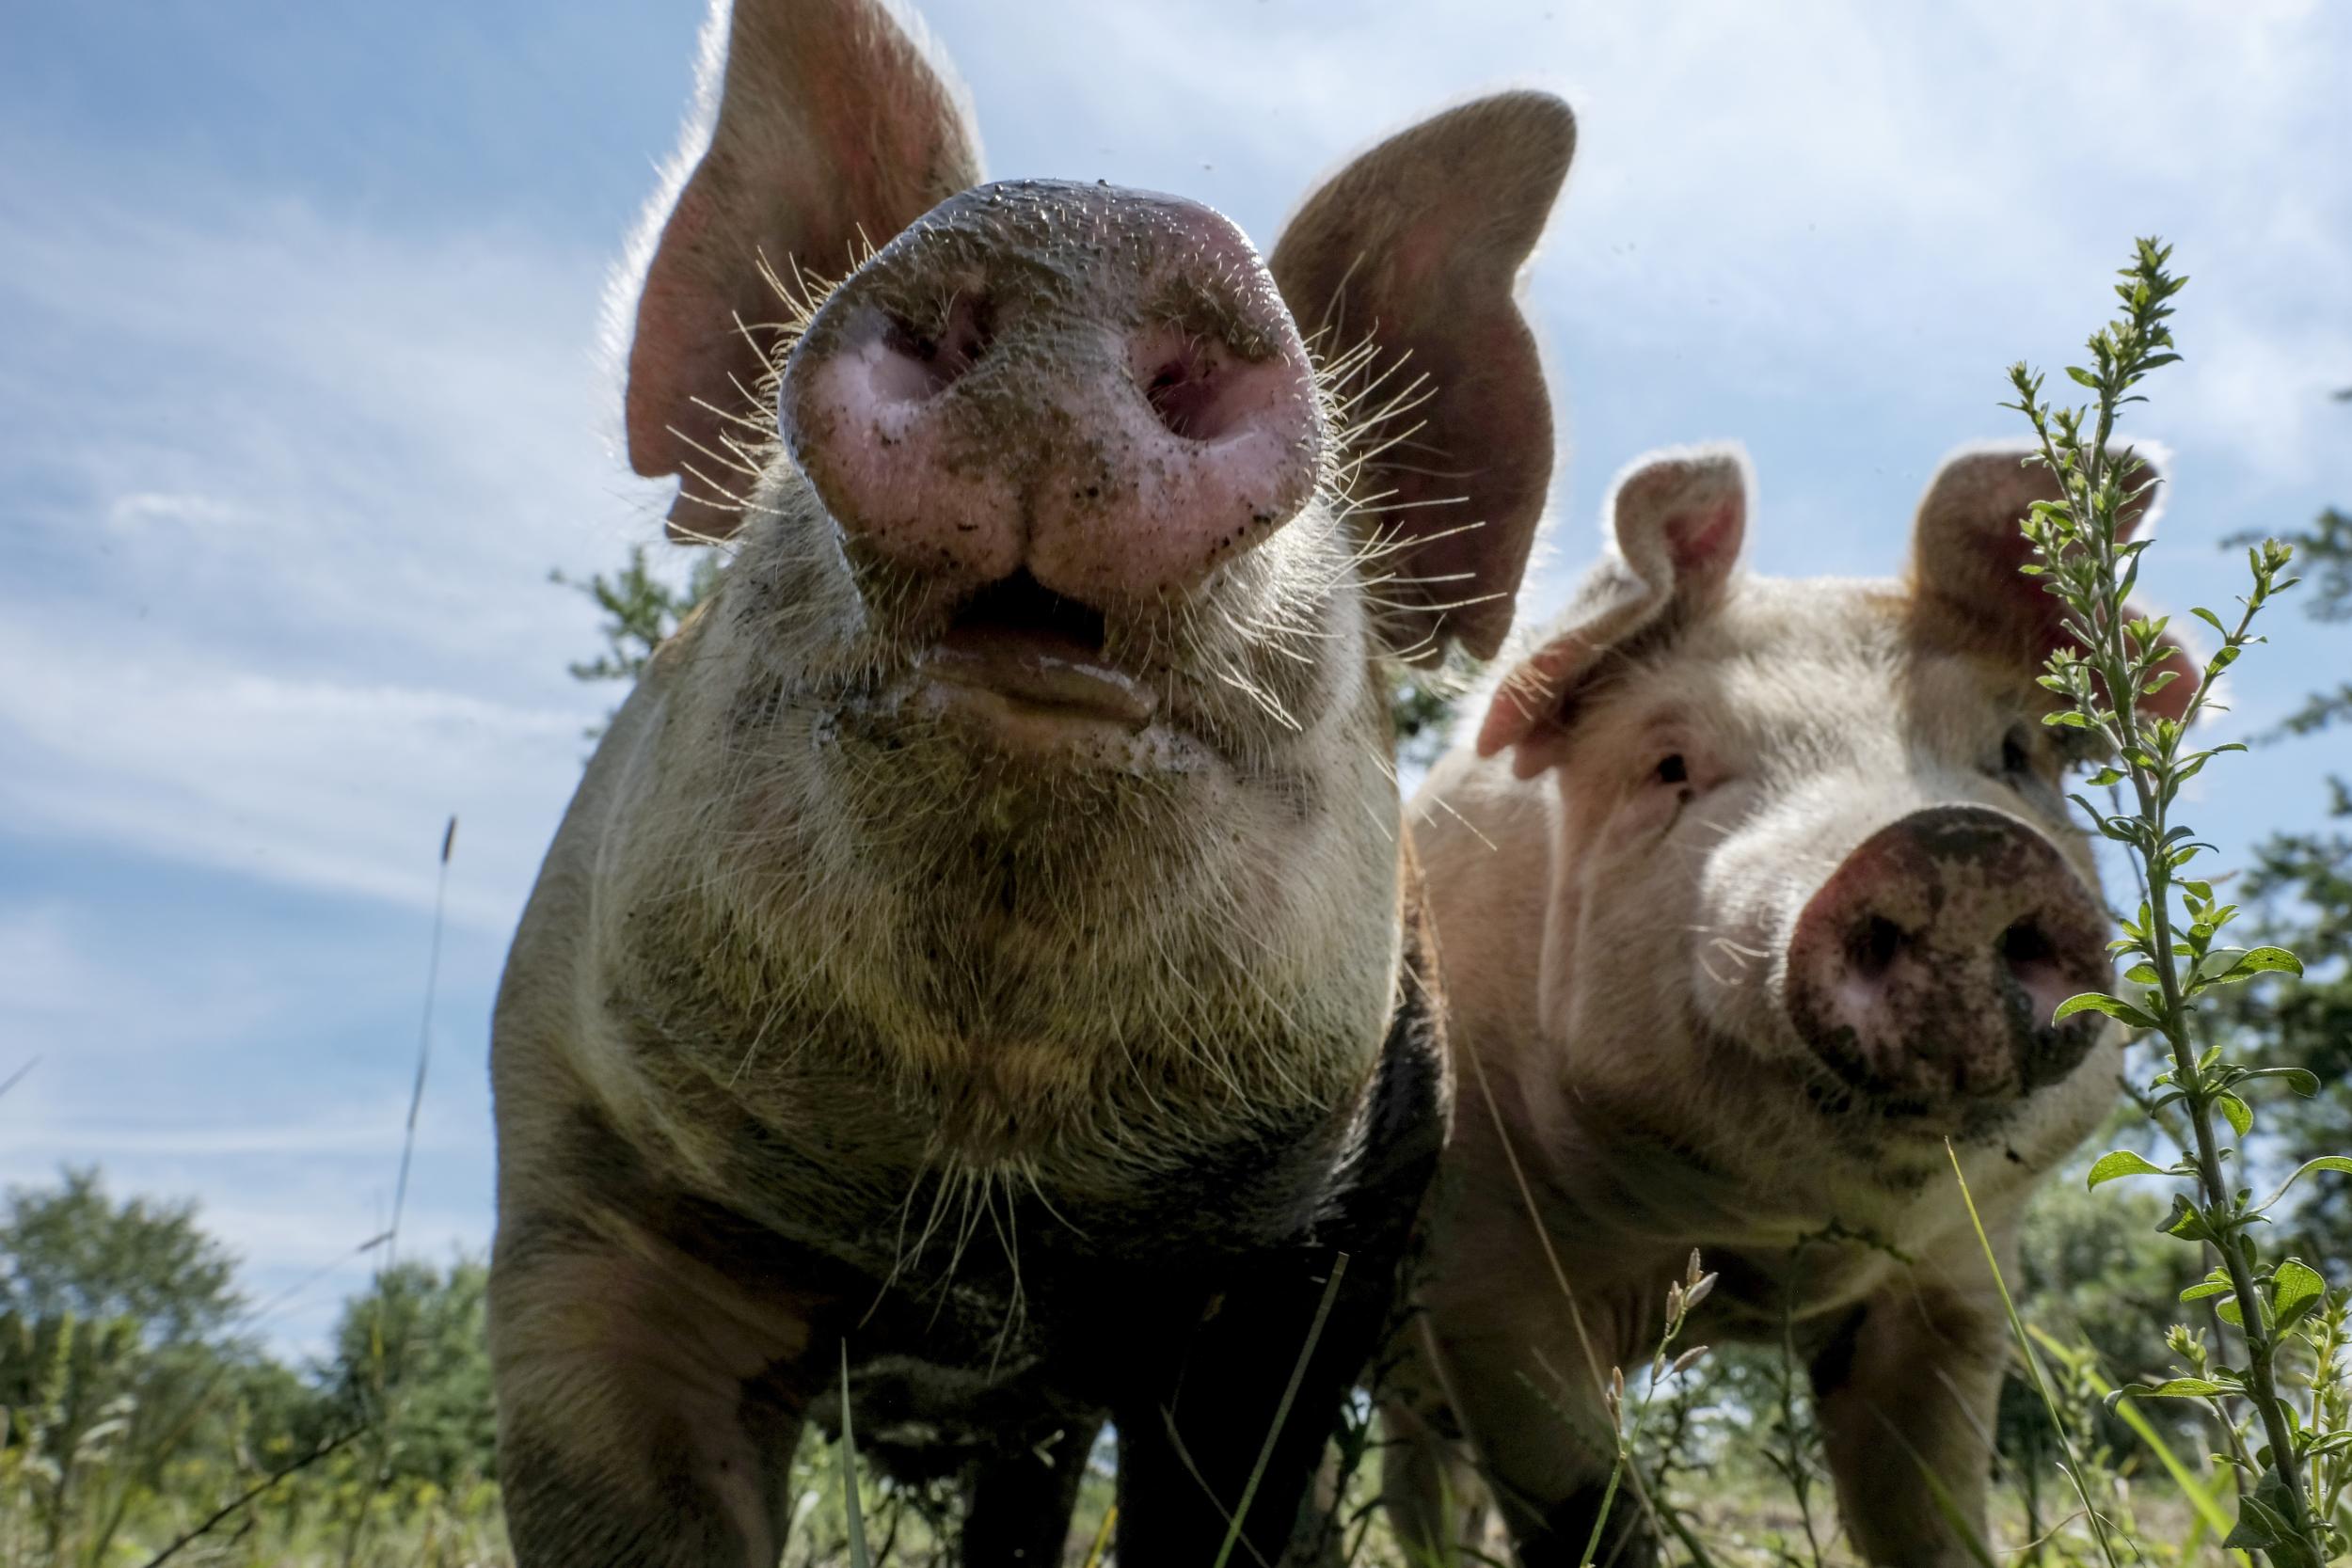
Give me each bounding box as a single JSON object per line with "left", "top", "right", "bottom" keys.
{"left": 316, "top": 1259, "right": 497, "bottom": 1490}
{"left": 551, "top": 545, "right": 723, "bottom": 736}
{"left": 2264, "top": 502, "right": 2351, "bottom": 737}
{"left": 0, "top": 1166, "right": 240, "bottom": 1347}
{"left": 1389, "top": 673, "right": 1464, "bottom": 772}
{"left": 0, "top": 1169, "right": 272, "bottom": 1566}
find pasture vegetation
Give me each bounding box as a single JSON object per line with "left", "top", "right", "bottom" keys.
{"left": 3, "top": 243, "right": 2347, "bottom": 1566}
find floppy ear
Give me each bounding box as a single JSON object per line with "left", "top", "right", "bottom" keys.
{"left": 1269, "top": 91, "right": 1576, "bottom": 663}
{"left": 627, "top": 0, "right": 983, "bottom": 541}
{"left": 1908, "top": 443, "right": 2197, "bottom": 721}
{"left": 1476, "top": 444, "right": 1751, "bottom": 768}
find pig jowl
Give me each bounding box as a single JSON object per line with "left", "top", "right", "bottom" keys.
{"left": 485, "top": 2, "right": 1576, "bottom": 1565}
{"left": 1387, "top": 441, "right": 2196, "bottom": 1567}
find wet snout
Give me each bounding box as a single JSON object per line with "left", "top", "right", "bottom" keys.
{"left": 778, "top": 179, "right": 1324, "bottom": 610}
{"left": 1784, "top": 804, "right": 2109, "bottom": 1105}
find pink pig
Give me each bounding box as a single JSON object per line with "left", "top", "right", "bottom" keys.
{"left": 1385, "top": 442, "right": 2194, "bottom": 1567}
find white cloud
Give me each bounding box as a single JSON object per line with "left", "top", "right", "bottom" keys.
{"left": 8, "top": 1115, "right": 451, "bottom": 1162}
{"left": 0, "top": 162, "right": 665, "bottom": 929}
{"left": 2164, "top": 308, "right": 2352, "bottom": 485}
{"left": 104, "top": 491, "right": 249, "bottom": 531}
{"left": 0, "top": 621, "right": 587, "bottom": 930}
{"left": 932, "top": 0, "right": 2349, "bottom": 484}
{"left": 0, "top": 904, "right": 118, "bottom": 1022}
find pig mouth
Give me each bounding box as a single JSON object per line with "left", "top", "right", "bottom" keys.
{"left": 914, "top": 571, "right": 1160, "bottom": 748}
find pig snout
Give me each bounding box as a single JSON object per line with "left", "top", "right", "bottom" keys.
{"left": 778, "top": 180, "right": 1323, "bottom": 609}
{"left": 1783, "top": 804, "right": 2110, "bottom": 1105}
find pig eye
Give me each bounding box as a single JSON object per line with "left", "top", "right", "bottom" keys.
{"left": 1999, "top": 726, "right": 2033, "bottom": 778}
{"left": 1655, "top": 753, "right": 1689, "bottom": 786}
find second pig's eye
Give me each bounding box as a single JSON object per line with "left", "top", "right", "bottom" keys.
{"left": 1998, "top": 724, "right": 2034, "bottom": 779}
{"left": 1655, "top": 753, "right": 1689, "bottom": 786}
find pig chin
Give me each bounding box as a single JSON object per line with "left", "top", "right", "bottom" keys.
{"left": 1662, "top": 1011, "right": 1994, "bottom": 1152}
{"left": 1768, "top": 1011, "right": 2108, "bottom": 1143}
{"left": 1679, "top": 989, "right": 2102, "bottom": 1147}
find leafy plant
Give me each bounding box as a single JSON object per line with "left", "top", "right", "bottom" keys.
{"left": 1562, "top": 1249, "right": 1717, "bottom": 1566}
{"left": 2002, "top": 236, "right": 2341, "bottom": 1565}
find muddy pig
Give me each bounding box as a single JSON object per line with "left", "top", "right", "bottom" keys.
{"left": 1382, "top": 442, "right": 2194, "bottom": 1566}
{"left": 486, "top": 2, "right": 1579, "bottom": 1564}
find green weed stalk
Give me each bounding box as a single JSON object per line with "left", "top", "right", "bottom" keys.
{"left": 2004, "top": 237, "right": 2334, "bottom": 1566}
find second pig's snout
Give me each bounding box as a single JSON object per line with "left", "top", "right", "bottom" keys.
{"left": 1784, "top": 803, "right": 2112, "bottom": 1107}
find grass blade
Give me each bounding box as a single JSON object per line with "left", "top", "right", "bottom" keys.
{"left": 0, "top": 1055, "right": 38, "bottom": 1098}
{"left": 136, "top": 1426, "right": 368, "bottom": 1568}
{"left": 2025, "top": 1323, "right": 2251, "bottom": 1564}
{"left": 1947, "top": 1139, "right": 2124, "bottom": 1568}
{"left": 386, "top": 814, "right": 455, "bottom": 1271}
{"left": 1211, "top": 1250, "right": 1349, "bottom": 1568}
{"left": 841, "top": 1342, "right": 871, "bottom": 1568}
{"left": 1080, "top": 1501, "right": 1118, "bottom": 1568}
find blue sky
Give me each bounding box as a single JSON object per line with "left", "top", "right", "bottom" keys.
{"left": 2, "top": 1, "right": 2346, "bottom": 1356}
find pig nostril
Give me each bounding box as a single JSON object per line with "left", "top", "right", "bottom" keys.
{"left": 874, "top": 297, "right": 993, "bottom": 404}
{"left": 1143, "top": 349, "right": 1220, "bottom": 440}
{"left": 2001, "top": 918, "right": 2057, "bottom": 975}
{"left": 1848, "top": 915, "right": 1906, "bottom": 981}
{"left": 1132, "top": 322, "right": 1270, "bottom": 445}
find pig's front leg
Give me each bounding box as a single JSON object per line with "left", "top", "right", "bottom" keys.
{"left": 487, "top": 1211, "right": 817, "bottom": 1568}
{"left": 1109, "top": 1253, "right": 1385, "bottom": 1568}
{"left": 1411, "top": 1291, "right": 1650, "bottom": 1566}
{"left": 1807, "top": 1269, "right": 2006, "bottom": 1567}
{"left": 1375, "top": 1362, "right": 1493, "bottom": 1565}
{"left": 957, "top": 1418, "right": 1102, "bottom": 1566}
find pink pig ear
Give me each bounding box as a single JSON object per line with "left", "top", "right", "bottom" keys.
{"left": 1476, "top": 444, "right": 1751, "bottom": 764}
{"left": 626, "top": 0, "right": 983, "bottom": 543}
{"left": 1909, "top": 443, "right": 2197, "bottom": 721}
{"left": 1270, "top": 91, "right": 1577, "bottom": 663}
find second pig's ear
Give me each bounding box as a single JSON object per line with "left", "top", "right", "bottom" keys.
{"left": 1907, "top": 442, "right": 2198, "bottom": 722}
{"left": 1476, "top": 444, "right": 1750, "bottom": 768}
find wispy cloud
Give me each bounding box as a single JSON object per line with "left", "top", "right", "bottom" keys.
{"left": 936, "top": 0, "right": 2350, "bottom": 499}
{"left": 0, "top": 624, "right": 585, "bottom": 930}
{"left": 0, "top": 157, "right": 663, "bottom": 928}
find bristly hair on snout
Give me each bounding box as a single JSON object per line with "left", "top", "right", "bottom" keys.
{"left": 644, "top": 239, "right": 1487, "bottom": 746}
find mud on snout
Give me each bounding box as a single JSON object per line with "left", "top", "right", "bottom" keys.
{"left": 1779, "top": 802, "right": 2113, "bottom": 1120}
{"left": 685, "top": 187, "right": 1442, "bottom": 855}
